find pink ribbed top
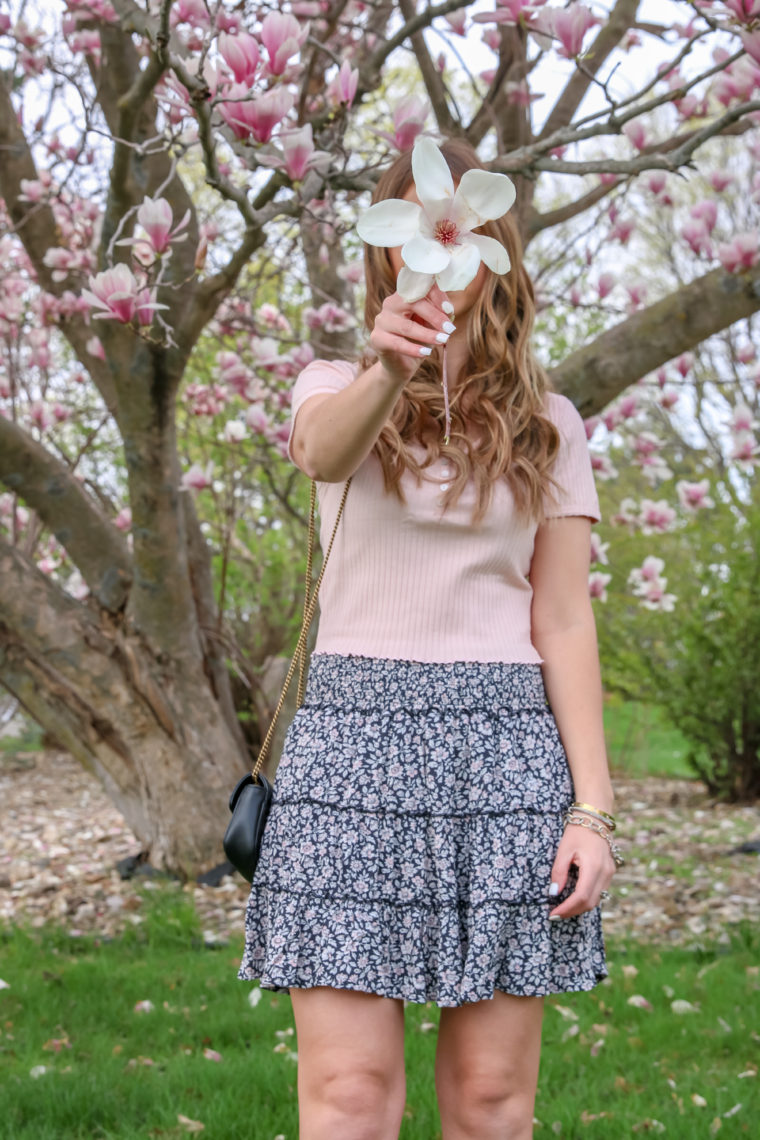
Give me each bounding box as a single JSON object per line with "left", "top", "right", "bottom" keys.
{"left": 287, "top": 359, "right": 601, "bottom": 665}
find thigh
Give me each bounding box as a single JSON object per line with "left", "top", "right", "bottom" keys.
{"left": 435, "top": 991, "right": 545, "bottom": 1091}
{"left": 290, "top": 985, "right": 406, "bottom": 1083}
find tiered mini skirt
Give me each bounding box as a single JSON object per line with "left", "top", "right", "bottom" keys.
{"left": 237, "top": 653, "right": 607, "bottom": 1007}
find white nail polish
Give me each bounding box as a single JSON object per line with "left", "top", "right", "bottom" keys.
{"left": 442, "top": 301, "right": 455, "bottom": 315}
{"left": 548, "top": 915, "right": 562, "bottom": 922}
{"left": 548, "top": 882, "right": 559, "bottom": 897}
{"left": 435, "top": 332, "right": 449, "bottom": 344}
{"left": 442, "top": 321, "right": 456, "bottom": 334}
{"left": 419, "top": 346, "right": 433, "bottom": 356}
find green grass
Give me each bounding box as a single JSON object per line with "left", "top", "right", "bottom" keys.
{"left": 0, "top": 887, "right": 758, "bottom": 1138}
{"left": 603, "top": 700, "right": 702, "bottom": 780}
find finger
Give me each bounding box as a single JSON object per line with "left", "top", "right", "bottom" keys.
{"left": 548, "top": 846, "right": 574, "bottom": 899}
{"left": 376, "top": 314, "right": 452, "bottom": 348}
{"left": 384, "top": 292, "right": 453, "bottom": 333}
{"left": 371, "top": 331, "right": 437, "bottom": 360}
{"left": 549, "top": 865, "right": 602, "bottom": 920}
{"left": 427, "top": 281, "right": 453, "bottom": 315}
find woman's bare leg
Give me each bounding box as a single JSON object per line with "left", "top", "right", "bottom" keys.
{"left": 290, "top": 985, "right": 407, "bottom": 1140}
{"left": 434, "top": 991, "right": 544, "bottom": 1140}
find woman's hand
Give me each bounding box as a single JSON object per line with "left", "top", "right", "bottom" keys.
{"left": 547, "top": 823, "right": 616, "bottom": 920}
{"left": 370, "top": 283, "right": 455, "bottom": 387}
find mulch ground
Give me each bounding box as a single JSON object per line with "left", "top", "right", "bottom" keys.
{"left": 1, "top": 748, "right": 758, "bottom": 946}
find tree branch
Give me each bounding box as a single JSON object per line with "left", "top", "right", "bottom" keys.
{"left": 394, "top": 0, "right": 460, "bottom": 135}
{"left": 495, "top": 97, "right": 760, "bottom": 178}
{"left": 529, "top": 179, "right": 622, "bottom": 238}
{"left": 537, "top": 0, "right": 641, "bottom": 142}
{"left": 549, "top": 265, "right": 760, "bottom": 417}
{"left": 0, "top": 417, "right": 133, "bottom": 612}
{"left": 0, "top": 77, "right": 120, "bottom": 418}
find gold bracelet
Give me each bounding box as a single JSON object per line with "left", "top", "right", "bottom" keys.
{"left": 564, "top": 811, "right": 625, "bottom": 868}
{"left": 571, "top": 801, "right": 616, "bottom": 829}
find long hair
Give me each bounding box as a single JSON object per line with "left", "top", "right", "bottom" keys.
{"left": 360, "top": 137, "right": 563, "bottom": 525}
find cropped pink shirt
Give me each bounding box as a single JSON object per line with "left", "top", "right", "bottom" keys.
{"left": 287, "top": 360, "right": 601, "bottom": 665}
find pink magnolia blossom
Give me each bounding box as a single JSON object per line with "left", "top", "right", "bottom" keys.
{"left": 676, "top": 479, "right": 714, "bottom": 511}
{"left": 257, "top": 303, "right": 292, "bottom": 332}
{"left": 389, "top": 94, "right": 429, "bottom": 151}
{"left": 259, "top": 12, "right": 308, "bottom": 76}
{"left": 445, "top": 10, "right": 468, "bottom": 35}
{"left": 590, "top": 453, "right": 618, "bottom": 480}
{"left": 675, "top": 353, "right": 694, "bottom": 378}
{"left": 691, "top": 199, "right": 718, "bottom": 231}
{"left": 481, "top": 27, "right": 501, "bottom": 50}
{"left": 626, "top": 282, "right": 647, "bottom": 309}
{"left": 170, "top": 0, "right": 210, "bottom": 29}
{"left": 629, "top": 554, "right": 665, "bottom": 584}
{"left": 218, "top": 32, "right": 260, "bottom": 85}
{"left": 326, "top": 60, "right": 358, "bottom": 108}
{"left": 637, "top": 579, "right": 677, "bottom": 612}
{"left": 531, "top": 4, "right": 599, "bottom": 59}
{"left": 81, "top": 264, "right": 166, "bottom": 325}
{"left": 181, "top": 461, "right": 215, "bottom": 491}
{"left": 219, "top": 85, "right": 294, "bottom": 142}
{"left": 737, "top": 342, "right": 756, "bottom": 363}
{"left": 610, "top": 218, "right": 635, "bottom": 244}
{"left": 505, "top": 80, "right": 542, "bottom": 106}
{"left": 659, "top": 388, "right": 679, "bottom": 410}
{"left": 742, "top": 28, "right": 760, "bottom": 65}
{"left": 86, "top": 335, "right": 105, "bottom": 360}
{"left": 645, "top": 172, "right": 668, "bottom": 196}
{"left": 473, "top": 1, "right": 547, "bottom": 27}
{"left": 709, "top": 170, "right": 734, "bottom": 192}
{"left": 304, "top": 302, "right": 356, "bottom": 332}
{"left": 731, "top": 402, "right": 755, "bottom": 431}
{"left": 246, "top": 404, "right": 271, "bottom": 434}
{"left": 583, "top": 414, "right": 601, "bottom": 440}
{"left": 639, "top": 499, "right": 677, "bottom": 534}
{"left": 588, "top": 571, "right": 612, "bottom": 602}
{"left": 133, "top": 197, "right": 190, "bottom": 256}
{"left": 114, "top": 507, "right": 132, "bottom": 531}
{"left": 622, "top": 119, "right": 648, "bottom": 150}
{"left": 681, "top": 218, "right": 713, "bottom": 257}
{"left": 590, "top": 532, "right": 609, "bottom": 565}
{"left": 596, "top": 272, "right": 616, "bottom": 299}
{"left": 730, "top": 432, "right": 759, "bottom": 462}
{"left": 261, "top": 123, "right": 331, "bottom": 180}
{"left": 722, "top": 0, "right": 760, "bottom": 23}
{"left": 718, "top": 230, "right": 760, "bottom": 272}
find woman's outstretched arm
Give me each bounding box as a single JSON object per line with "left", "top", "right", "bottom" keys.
{"left": 529, "top": 514, "right": 617, "bottom": 919}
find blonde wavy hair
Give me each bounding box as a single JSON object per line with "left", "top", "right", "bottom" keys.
{"left": 360, "top": 137, "right": 563, "bottom": 525}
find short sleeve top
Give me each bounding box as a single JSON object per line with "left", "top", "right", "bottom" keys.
{"left": 287, "top": 359, "right": 600, "bottom": 665}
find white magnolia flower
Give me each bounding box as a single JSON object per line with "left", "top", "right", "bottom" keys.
{"left": 356, "top": 136, "right": 516, "bottom": 302}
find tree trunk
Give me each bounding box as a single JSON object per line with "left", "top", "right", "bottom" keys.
{"left": 0, "top": 540, "right": 247, "bottom": 878}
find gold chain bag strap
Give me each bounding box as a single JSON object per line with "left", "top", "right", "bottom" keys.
{"left": 223, "top": 477, "right": 352, "bottom": 882}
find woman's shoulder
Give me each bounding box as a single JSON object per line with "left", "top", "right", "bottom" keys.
{"left": 541, "top": 390, "right": 587, "bottom": 437}
{"left": 296, "top": 357, "right": 361, "bottom": 384}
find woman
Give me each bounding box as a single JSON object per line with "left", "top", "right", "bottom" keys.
{"left": 238, "top": 138, "right": 619, "bottom": 1140}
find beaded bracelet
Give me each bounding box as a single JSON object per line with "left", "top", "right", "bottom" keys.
{"left": 563, "top": 810, "right": 625, "bottom": 868}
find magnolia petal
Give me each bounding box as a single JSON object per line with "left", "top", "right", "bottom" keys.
{"left": 397, "top": 266, "right": 435, "bottom": 303}
{"left": 356, "top": 200, "right": 422, "bottom": 247}
{"left": 401, "top": 234, "right": 450, "bottom": 274}
{"left": 453, "top": 169, "right": 516, "bottom": 230}
{"left": 435, "top": 241, "right": 482, "bottom": 292}
{"left": 412, "top": 135, "right": 455, "bottom": 224}
{"left": 466, "top": 231, "right": 511, "bottom": 275}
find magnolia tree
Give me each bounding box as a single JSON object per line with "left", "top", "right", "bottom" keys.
{"left": 2, "top": 0, "right": 760, "bottom": 874}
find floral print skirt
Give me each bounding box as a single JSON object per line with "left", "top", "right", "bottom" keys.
{"left": 237, "top": 653, "right": 607, "bottom": 1007}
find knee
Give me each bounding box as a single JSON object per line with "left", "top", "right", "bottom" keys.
{"left": 437, "top": 1069, "right": 534, "bottom": 1132}
{"left": 310, "top": 1064, "right": 404, "bottom": 1131}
